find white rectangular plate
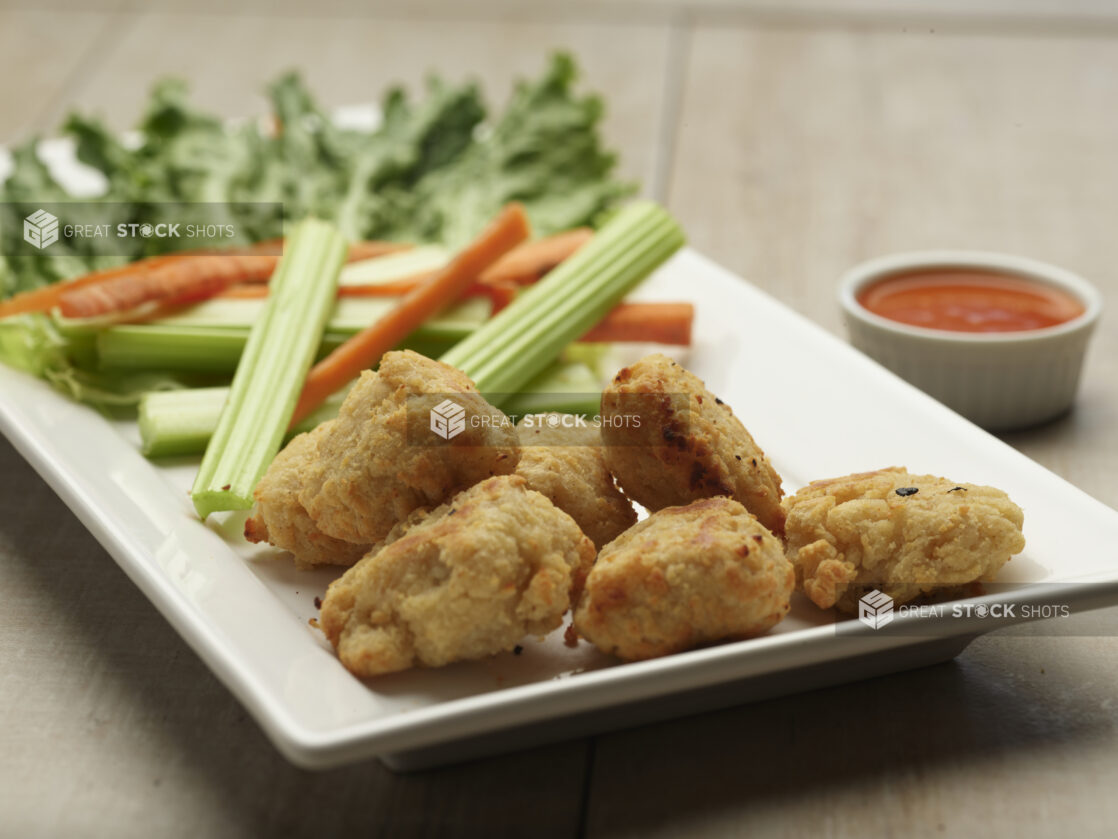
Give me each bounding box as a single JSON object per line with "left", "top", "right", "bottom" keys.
{"left": 4, "top": 246, "right": 1118, "bottom": 770}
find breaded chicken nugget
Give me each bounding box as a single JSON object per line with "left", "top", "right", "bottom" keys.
{"left": 573, "top": 496, "right": 794, "bottom": 661}
{"left": 515, "top": 414, "right": 637, "bottom": 549}
{"left": 299, "top": 350, "right": 519, "bottom": 545}
{"left": 600, "top": 354, "right": 785, "bottom": 535}
{"left": 784, "top": 467, "right": 1026, "bottom": 613}
{"left": 320, "top": 475, "right": 596, "bottom": 677}
{"left": 244, "top": 421, "right": 370, "bottom": 569}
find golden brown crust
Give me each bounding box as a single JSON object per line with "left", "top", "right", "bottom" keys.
{"left": 319, "top": 475, "right": 596, "bottom": 677}
{"left": 573, "top": 496, "right": 794, "bottom": 660}
{"left": 298, "top": 351, "right": 520, "bottom": 545}
{"left": 514, "top": 415, "right": 637, "bottom": 549}
{"left": 783, "top": 467, "right": 1026, "bottom": 613}
{"left": 244, "top": 422, "right": 370, "bottom": 569}
{"left": 599, "top": 354, "right": 785, "bottom": 535}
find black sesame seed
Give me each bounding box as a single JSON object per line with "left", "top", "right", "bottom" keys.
{"left": 896, "top": 487, "right": 919, "bottom": 497}
{"left": 947, "top": 486, "right": 967, "bottom": 493}
{"left": 513, "top": 645, "right": 524, "bottom": 655}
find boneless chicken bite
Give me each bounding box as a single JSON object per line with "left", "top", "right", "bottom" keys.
{"left": 600, "top": 354, "right": 786, "bottom": 535}
{"left": 573, "top": 497, "right": 794, "bottom": 661}
{"left": 243, "top": 422, "right": 370, "bottom": 569}
{"left": 299, "top": 350, "right": 520, "bottom": 545}
{"left": 515, "top": 414, "right": 637, "bottom": 549}
{"left": 319, "top": 476, "right": 596, "bottom": 678}
{"left": 784, "top": 467, "right": 1026, "bottom": 613}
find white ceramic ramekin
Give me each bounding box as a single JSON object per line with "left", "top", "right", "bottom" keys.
{"left": 839, "top": 250, "right": 1103, "bottom": 431}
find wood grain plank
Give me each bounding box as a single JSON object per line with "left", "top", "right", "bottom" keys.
{"left": 50, "top": 10, "right": 673, "bottom": 192}
{"left": 7, "top": 6, "right": 1118, "bottom": 838}
{"left": 607, "top": 0, "right": 1118, "bottom": 19}
{"left": 0, "top": 10, "right": 674, "bottom": 835}
{"left": 0, "top": 5, "right": 126, "bottom": 143}
{"left": 137, "top": 0, "right": 1118, "bottom": 26}
{"left": 585, "top": 630, "right": 1118, "bottom": 838}
{"left": 14, "top": 0, "right": 1118, "bottom": 32}
{"left": 585, "top": 22, "right": 1118, "bottom": 839}
{"left": 0, "top": 436, "right": 589, "bottom": 837}
{"left": 665, "top": 24, "right": 1118, "bottom": 507}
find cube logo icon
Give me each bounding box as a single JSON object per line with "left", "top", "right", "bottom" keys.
{"left": 24, "top": 209, "right": 59, "bottom": 249}
{"left": 858, "top": 589, "right": 894, "bottom": 630}
{"left": 430, "top": 398, "right": 466, "bottom": 440}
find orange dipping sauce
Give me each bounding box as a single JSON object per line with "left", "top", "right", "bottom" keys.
{"left": 857, "top": 270, "right": 1085, "bottom": 333}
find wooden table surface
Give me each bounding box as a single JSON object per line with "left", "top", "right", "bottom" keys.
{"left": 2, "top": 1, "right": 1117, "bottom": 836}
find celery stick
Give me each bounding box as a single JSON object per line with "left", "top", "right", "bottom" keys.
{"left": 559, "top": 342, "right": 612, "bottom": 377}
{"left": 99, "top": 327, "right": 275, "bottom": 375}
{"left": 140, "top": 386, "right": 346, "bottom": 458}
{"left": 442, "top": 202, "right": 684, "bottom": 399}
{"left": 190, "top": 218, "right": 347, "bottom": 518}
{"left": 471, "top": 225, "right": 670, "bottom": 387}
{"left": 339, "top": 245, "right": 448, "bottom": 286}
{"left": 97, "top": 324, "right": 460, "bottom": 374}
{"left": 444, "top": 204, "right": 665, "bottom": 374}
{"left": 139, "top": 387, "right": 228, "bottom": 458}
{"left": 502, "top": 360, "right": 604, "bottom": 419}
{"left": 139, "top": 360, "right": 603, "bottom": 457}
{"left": 142, "top": 295, "right": 491, "bottom": 340}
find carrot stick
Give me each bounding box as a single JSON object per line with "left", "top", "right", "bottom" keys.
{"left": 0, "top": 254, "right": 183, "bottom": 319}
{"left": 479, "top": 227, "right": 592, "bottom": 286}
{"left": 54, "top": 241, "right": 409, "bottom": 319}
{"left": 289, "top": 203, "right": 531, "bottom": 426}
{"left": 0, "top": 239, "right": 306, "bottom": 319}
{"left": 477, "top": 279, "right": 518, "bottom": 313}
{"left": 580, "top": 302, "right": 694, "bottom": 346}
{"left": 217, "top": 285, "right": 284, "bottom": 300}
{"left": 0, "top": 235, "right": 389, "bottom": 320}
{"left": 59, "top": 254, "right": 282, "bottom": 317}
